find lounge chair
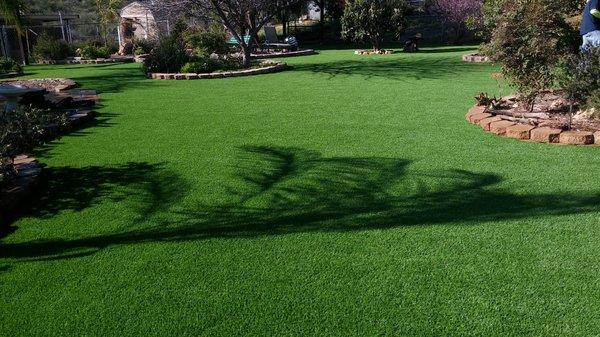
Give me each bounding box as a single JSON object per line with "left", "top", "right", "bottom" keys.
{"left": 263, "top": 26, "right": 297, "bottom": 52}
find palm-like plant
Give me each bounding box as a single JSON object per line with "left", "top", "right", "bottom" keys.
{"left": 0, "top": 0, "right": 27, "bottom": 64}
{"left": 0, "top": 0, "right": 25, "bottom": 35}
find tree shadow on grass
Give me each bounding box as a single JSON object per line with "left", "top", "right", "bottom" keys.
{"left": 29, "top": 162, "right": 188, "bottom": 221}
{"left": 2, "top": 146, "right": 600, "bottom": 261}
{"left": 0, "top": 162, "right": 190, "bottom": 241}
{"left": 29, "top": 110, "right": 118, "bottom": 159}
{"left": 71, "top": 67, "right": 151, "bottom": 94}
{"left": 291, "top": 56, "right": 481, "bottom": 81}
{"left": 29, "top": 63, "right": 152, "bottom": 94}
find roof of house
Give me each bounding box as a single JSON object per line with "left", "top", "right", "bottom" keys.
{"left": 120, "top": 1, "right": 154, "bottom": 19}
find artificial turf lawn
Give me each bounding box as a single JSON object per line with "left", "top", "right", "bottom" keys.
{"left": 3, "top": 46, "right": 600, "bottom": 336}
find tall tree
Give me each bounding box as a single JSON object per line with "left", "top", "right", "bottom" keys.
{"left": 313, "top": 0, "right": 344, "bottom": 43}
{"left": 429, "top": 0, "right": 482, "bottom": 44}
{"left": 95, "top": 0, "right": 123, "bottom": 44}
{"left": 0, "top": 0, "right": 26, "bottom": 63}
{"left": 160, "top": 0, "right": 303, "bottom": 67}
{"left": 341, "top": 0, "right": 407, "bottom": 51}
{"left": 0, "top": 0, "right": 25, "bottom": 34}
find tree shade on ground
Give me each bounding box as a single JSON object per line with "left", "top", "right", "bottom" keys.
{"left": 3, "top": 47, "right": 600, "bottom": 335}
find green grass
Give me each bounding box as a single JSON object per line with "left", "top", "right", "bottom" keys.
{"left": 3, "top": 46, "right": 600, "bottom": 336}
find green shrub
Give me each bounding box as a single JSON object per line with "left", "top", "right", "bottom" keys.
{"left": 181, "top": 59, "right": 217, "bottom": 73}
{"left": 133, "top": 38, "right": 155, "bottom": 55}
{"left": 33, "top": 33, "right": 72, "bottom": 61}
{"left": 0, "top": 105, "right": 68, "bottom": 183}
{"left": 341, "top": 0, "right": 408, "bottom": 50}
{"left": 560, "top": 47, "right": 600, "bottom": 107}
{"left": 183, "top": 27, "right": 229, "bottom": 55}
{"left": 180, "top": 56, "right": 241, "bottom": 74}
{"left": 78, "top": 44, "right": 110, "bottom": 59}
{"left": 0, "top": 59, "right": 22, "bottom": 74}
{"left": 218, "top": 58, "right": 242, "bottom": 71}
{"left": 143, "top": 33, "right": 189, "bottom": 73}
{"left": 483, "top": 0, "right": 576, "bottom": 111}
{"left": 585, "top": 89, "right": 600, "bottom": 114}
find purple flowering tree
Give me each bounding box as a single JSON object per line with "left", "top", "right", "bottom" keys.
{"left": 429, "top": 0, "right": 483, "bottom": 43}
{"left": 159, "top": 0, "right": 302, "bottom": 67}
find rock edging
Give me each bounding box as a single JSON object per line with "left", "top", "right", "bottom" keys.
{"left": 252, "top": 49, "right": 317, "bottom": 58}
{"left": 466, "top": 105, "right": 600, "bottom": 145}
{"left": 355, "top": 49, "right": 395, "bottom": 55}
{"left": 462, "top": 53, "right": 490, "bottom": 63}
{"left": 149, "top": 62, "right": 288, "bottom": 80}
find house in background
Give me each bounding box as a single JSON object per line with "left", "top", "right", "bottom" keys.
{"left": 119, "top": 1, "right": 159, "bottom": 43}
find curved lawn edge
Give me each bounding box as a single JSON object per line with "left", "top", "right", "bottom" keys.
{"left": 148, "top": 62, "right": 288, "bottom": 80}
{"left": 251, "top": 49, "right": 317, "bottom": 59}
{"left": 466, "top": 105, "right": 600, "bottom": 145}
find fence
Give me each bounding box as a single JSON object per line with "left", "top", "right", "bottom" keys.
{"left": 1, "top": 19, "right": 172, "bottom": 64}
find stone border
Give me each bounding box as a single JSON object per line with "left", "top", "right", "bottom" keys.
{"left": 36, "top": 57, "right": 134, "bottom": 65}
{"left": 355, "top": 49, "right": 395, "bottom": 55}
{"left": 252, "top": 49, "right": 317, "bottom": 58}
{"left": 54, "top": 79, "right": 78, "bottom": 92}
{"left": 466, "top": 105, "right": 600, "bottom": 145}
{"left": 462, "top": 53, "right": 490, "bottom": 63}
{"left": 149, "top": 62, "right": 288, "bottom": 80}
{"left": 0, "top": 78, "right": 78, "bottom": 93}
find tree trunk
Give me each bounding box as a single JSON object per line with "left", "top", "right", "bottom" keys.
{"left": 17, "top": 34, "right": 27, "bottom": 65}
{"left": 319, "top": 1, "right": 325, "bottom": 44}
{"left": 372, "top": 37, "right": 381, "bottom": 51}
{"left": 242, "top": 46, "right": 252, "bottom": 68}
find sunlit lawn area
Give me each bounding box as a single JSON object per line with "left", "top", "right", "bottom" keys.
{"left": 3, "top": 46, "right": 600, "bottom": 336}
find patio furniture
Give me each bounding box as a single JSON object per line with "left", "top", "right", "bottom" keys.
{"left": 263, "top": 26, "right": 297, "bottom": 52}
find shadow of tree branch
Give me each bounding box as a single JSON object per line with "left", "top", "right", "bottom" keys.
{"left": 2, "top": 146, "right": 600, "bottom": 261}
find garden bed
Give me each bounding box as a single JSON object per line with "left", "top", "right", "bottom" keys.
{"left": 354, "top": 49, "right": 395, "bottom": 55}
{"left": 462, "top": 53, "right": 490, "bottom": 63}
{"left": 466, "top": 92, "right": 600, "bottom": 145}
{"left": 0, "top": 81, "right": 98, "bottom": 219}
{"left": 149, "top": 61, "right": 288, "bottom": 80}
{"left": 251, "top": 49, "right": 317, "bottom": 59}
{"left": 36, "top": 56, "right": 134, "bottom": 65}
